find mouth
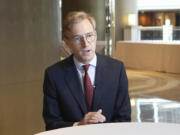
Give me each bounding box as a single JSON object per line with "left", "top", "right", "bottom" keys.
{"left": 82, "top": 49, "right": 91, "bottom": 53}
{"left": 82, "top": 49, "right": 91, "bottom": 55}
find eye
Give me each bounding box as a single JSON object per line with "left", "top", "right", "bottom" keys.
{"left": 73, "top": 36, "right": 82, "bottom": 41}
{"left": 86, "top": 33, "right": 93, "bottom": 38}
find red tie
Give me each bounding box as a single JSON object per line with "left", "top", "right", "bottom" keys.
{"left": 83, "top": 64, "right": 94, "bottom": 111}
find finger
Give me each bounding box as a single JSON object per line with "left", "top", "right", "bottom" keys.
{"left": 88, "top": 118, "right": 99, "bottom": 124}
{"left": 91, "top": 113, "right": 106, "bottom": 123}
{"left": 92, "top": 115, "right": 103, "bottom": 121}
{"left": 96, "top": 113, "right": 106, "bottom": 122}
{"left": 86, "top": 111, "right": 105, "bottom": 122}
{"left": 99, "top": 115, "right": 106, "bottom": 123}
{"left": 97, "top": 109, "right": 102, "bottom": 114}
{"left": 94, "top": 113, "right": 102, "bottom": 120}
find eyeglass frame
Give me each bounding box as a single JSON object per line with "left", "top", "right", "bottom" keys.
{"left": 67, "top": 31, "right": 97, "bottom": 45}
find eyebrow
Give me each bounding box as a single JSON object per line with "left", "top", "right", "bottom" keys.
{"left": 73, "top": 32, "right": 94, "bottom": 37}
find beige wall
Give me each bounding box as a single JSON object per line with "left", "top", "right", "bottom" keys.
{"left": 115, "top": 0, "right": 138, "bottom": 41}
{"left": 0, "top": 0, "right": 61, "bottom": 135}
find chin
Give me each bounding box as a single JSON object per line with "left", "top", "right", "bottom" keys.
{"left": 81, "top": 56, "right": 93, "bottom": 63}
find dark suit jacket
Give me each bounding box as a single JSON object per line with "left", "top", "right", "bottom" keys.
{"left": 43, "top": 53, "right": 131, "bottom": 130}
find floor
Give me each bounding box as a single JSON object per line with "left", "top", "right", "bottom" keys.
{"left": 127, "top": 69, "right": 180, "bottom": 101}
{"left": 127, "top": 69, "right": 180, "bottom": 123}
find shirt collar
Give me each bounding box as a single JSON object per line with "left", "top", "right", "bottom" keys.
{"left": 73, "top": 55, "right": 97, "bottom": 70}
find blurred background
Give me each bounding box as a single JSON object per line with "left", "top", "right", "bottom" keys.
{"left": 0, "top": 0, "right": 180, "bottom": 135}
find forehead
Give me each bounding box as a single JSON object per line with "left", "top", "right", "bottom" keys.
{"left": 70, "top": 19, "right": 94, "bottom": 35}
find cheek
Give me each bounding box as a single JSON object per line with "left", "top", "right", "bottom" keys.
{"left": 92, "top": 43, "right": 96, "bottom": 50}
{"left": 70, "top": 46, "right": 81, "bottom": 53}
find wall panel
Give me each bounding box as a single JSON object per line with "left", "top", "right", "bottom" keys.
{"left": 0, "top": 0, "right": 61, "bottom": 135}
{"left": 138, "top": 0, "right": 180, "bottom": 10}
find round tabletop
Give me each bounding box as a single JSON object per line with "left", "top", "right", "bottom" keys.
{"left": 35, "top": 122, "right": 180, "bottom": 135}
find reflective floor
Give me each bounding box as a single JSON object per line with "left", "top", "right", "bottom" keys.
{"left": 127, "top": 69, "right": 180, "bottom": 124}
{"left": 127, "top": 69, "right": 180, "bottom": 101}
{"left": 131, "top": 98, "right": 180, "bottom": 124}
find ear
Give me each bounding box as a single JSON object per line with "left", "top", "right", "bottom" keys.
{"left": 63, "top": 37, "right": 73, "bottom": 53}
{"left": 63, "top": 37, "right": 71, "bottom": 47}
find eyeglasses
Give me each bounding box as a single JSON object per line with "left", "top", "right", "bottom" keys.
{"left": 71, "top": 32, "right": 96, "bottom": 44}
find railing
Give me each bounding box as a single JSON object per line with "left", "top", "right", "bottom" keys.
{"left": 173, "top": 27, "right": 180, "bottom": 40}
{"left": 139, "top": 26, "right": 163, "bottom": 40}
{"left": 128, "top": 26, "right": 180, "bottom": 42}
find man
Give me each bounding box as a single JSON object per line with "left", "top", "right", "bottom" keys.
{"left": 43, "top": 11, "right": 131, "bottom": 131}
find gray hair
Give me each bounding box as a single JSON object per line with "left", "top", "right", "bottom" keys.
{"left": 62, "top": 11, "right": 96, "bottom": 39}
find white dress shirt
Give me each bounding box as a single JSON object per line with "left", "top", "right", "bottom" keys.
{"left": 73, "top": 55, "right": 97, "bottom": 93}
{"left": 73, "top": 55, "right": 97, "bottom": 126}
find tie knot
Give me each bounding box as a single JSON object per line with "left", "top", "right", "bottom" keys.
{"left": 83, "top": 64, "right": 90, "bottom": 72}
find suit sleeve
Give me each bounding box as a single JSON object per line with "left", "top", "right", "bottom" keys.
{"left": 112, "top": 62, "right": 131, "bottom": 122}
{"left": 43, "top": 69, "right": 74, "bottom": 130}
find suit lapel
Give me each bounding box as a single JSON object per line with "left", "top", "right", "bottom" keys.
{"left": 92, "top": 54, "right": 107, "bottom": 110}
{"left": 64, "top": 56, "right": 88, "bottom": 114}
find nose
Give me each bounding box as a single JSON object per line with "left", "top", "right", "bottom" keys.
{"left": 81, "top": 36, "right": 89, "bottom": 47}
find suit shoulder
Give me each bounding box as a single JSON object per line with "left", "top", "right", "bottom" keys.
{"left": 45, "top": 55, "right": 73, "bottom": 72}
{"left": 97, "top": 54, "right": 124, "bottom": 67}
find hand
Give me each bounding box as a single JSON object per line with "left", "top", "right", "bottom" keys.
{"left": 78, "top": 109, "right": 106, "bottom": 125}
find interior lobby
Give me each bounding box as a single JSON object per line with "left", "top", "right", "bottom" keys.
{"left": 1, "top": 0, "right": 180, "bottom": 135}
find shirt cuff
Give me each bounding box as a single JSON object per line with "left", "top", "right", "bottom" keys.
{"left": 73, "top": 122, "right": 79, "bottom": 126}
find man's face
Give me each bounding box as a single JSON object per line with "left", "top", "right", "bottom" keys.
{"left": 64, "top": 19, "right": 97, "bottom": 64}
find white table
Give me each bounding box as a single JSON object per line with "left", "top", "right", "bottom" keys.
{"left": 35, "top": 122, "right": 180, "bottom": 135}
